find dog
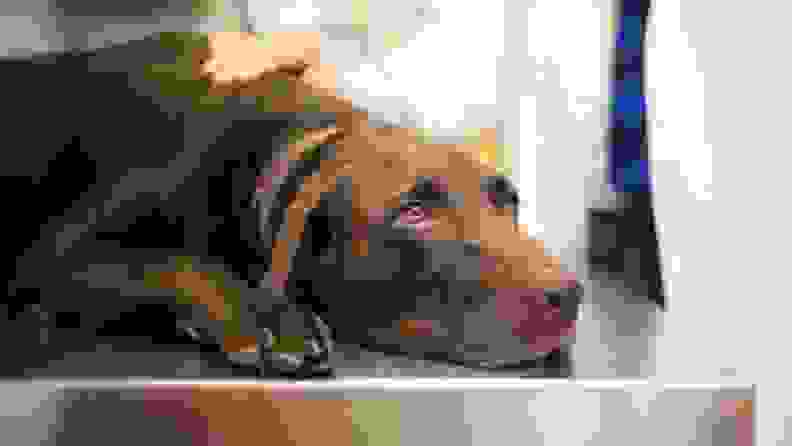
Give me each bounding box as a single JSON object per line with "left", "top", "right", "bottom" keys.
{"left": 2, "top": 31, "right": 582, "bottom": 378}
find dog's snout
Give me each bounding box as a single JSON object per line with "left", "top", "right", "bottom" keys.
{"left": 543, "top": 282, "right": 583, "bottom": 320}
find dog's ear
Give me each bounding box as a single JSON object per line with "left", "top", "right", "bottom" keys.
{"left": 268, "top": 161, "right": 350, "bottom": 283}
{"left": 266, "top": 128, "right": 352, "bottom": 288}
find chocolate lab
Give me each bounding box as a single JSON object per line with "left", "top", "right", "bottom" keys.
{"left": 1, "top": 31, "right": 581, "bottom": 378}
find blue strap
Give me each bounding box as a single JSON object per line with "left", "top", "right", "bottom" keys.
{"left": 608, "top": 0, "right": 652, "bottom": 193}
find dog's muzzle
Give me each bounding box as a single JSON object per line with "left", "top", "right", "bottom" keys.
{"left": 484, "top": 275, "right": 582, "bottom": 360}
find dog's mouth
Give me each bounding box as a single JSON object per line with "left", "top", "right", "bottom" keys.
{"left": 505, "top": 302, "right": 578, "bottom": 355}
{"left": 518, "top": 318, "right": 576, "bottom": 357}
{"left": 492, "top": 285, "right": 580, "bottom": 352}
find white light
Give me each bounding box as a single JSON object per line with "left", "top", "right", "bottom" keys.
{"left": 279, "top": 0, "right": 322, "bottom": 26}
{"left": 36, "top": 379, "right": 755, "bottom": 390}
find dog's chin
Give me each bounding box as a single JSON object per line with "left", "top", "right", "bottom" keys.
{"left": 450, "top": 321, "right": 576, "bottom": 370}
{"left": 329, "top": 315, "right": 576, "bottom": 374}
{"left": 345, "top": 339, "right": 571, "bottom": 376}
{"left": 467, "top": 347, "right": 572, "bottom": 377}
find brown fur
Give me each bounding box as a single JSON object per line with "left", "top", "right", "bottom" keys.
{"left": 166, "top": 32, "right": 568, "bottom": 352}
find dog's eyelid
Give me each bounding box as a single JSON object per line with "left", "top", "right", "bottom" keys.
{"left": 483, "top": 176, "right": 520, "bottom": 206}
{"left": 400, "top": 179, "right": 444, "bottom": 204}
{"left": 402, "top": 199, "right": 423, "bottom": 209}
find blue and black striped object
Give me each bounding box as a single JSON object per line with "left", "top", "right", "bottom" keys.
{"left": 590, "top": 0, "right": 665, "bottom": 308}
{"left": 609, "top": 0, "right": 652, "bottom": 193}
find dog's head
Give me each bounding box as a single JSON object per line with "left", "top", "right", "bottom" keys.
{"left": 186, "top": 31, "right": 582, "bottom": 372}
{"left": 270, "top": 126, "right": 582, "bottom": 369}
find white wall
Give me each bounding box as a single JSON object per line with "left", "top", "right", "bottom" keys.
{"left": 281, "top": 0, "right": 503, "bottom": 135}
{"left": 508, "top": 0, "right": 612, "bottom": 266}
{"left": 648, "top": 1, "right": 792, "bottom": 444}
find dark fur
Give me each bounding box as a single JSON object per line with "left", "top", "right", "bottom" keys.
{"left": 1, "top": 34, "right": 577, "bottom": 378}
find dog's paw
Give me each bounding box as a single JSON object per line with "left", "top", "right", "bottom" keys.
{"left": 181, "top": 314, "right": 335, "bottom": 379}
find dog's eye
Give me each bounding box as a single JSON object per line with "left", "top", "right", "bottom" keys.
{"left": 398, "top": 201, "right": 430, "bottom": 226}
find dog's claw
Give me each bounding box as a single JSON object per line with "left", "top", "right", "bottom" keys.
{"left": 182, "top": 313, "right": 335, "bottom": 378}
{"left": 260, "top": 316, "right": 335, "bottom": 378}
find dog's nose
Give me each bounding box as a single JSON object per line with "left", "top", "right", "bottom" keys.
{"left": 543, "top": 282, "right": 583, "bottom": 321}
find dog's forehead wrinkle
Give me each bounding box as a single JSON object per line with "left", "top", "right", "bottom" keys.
{"left": 320, "top": 128, "right": 514, "bottom": 222}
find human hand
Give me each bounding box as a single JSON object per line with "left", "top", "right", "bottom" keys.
{"left": 201, "top": 31, "right": 336, "bottom": 92}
